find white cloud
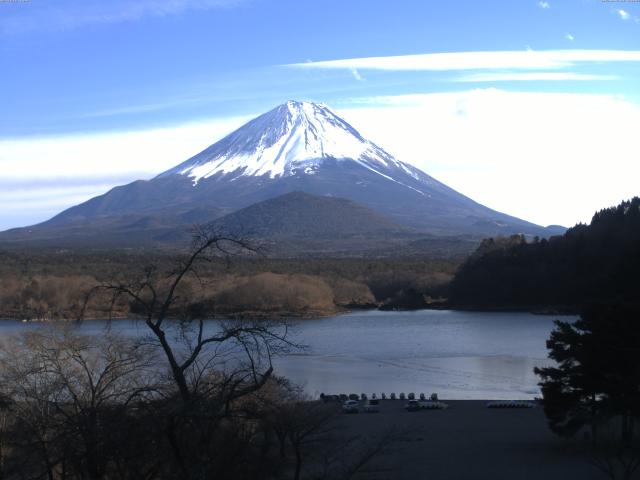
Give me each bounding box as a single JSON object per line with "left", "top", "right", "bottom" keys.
{"left": 538, "top": 1, "right": 550, "bottom": 9}
{"left": 455, "top": 72, "right": 615, "bottom": 82}
{"left": 0, "top": 182, "right": 130, "bottom": 230}
{"left": 3, "top": 91, "right": 640, "bottom": 231}
{"left": 0, "top": 184, "right": 115, "bottom": 211}
{"left": 0, "top": 115, "right": 251, "bottom": 229}
{"left": 0, "top": 116, "right": 251, "bottom": 180}
{"left": 350, "top": 68, "right": 364, "bottom": 81}
{"left": 618, "top": 9, "right": 630, "bottom": 20}
{"left": 288, "top": 50, "right": 640, "bottom": 72}
{"left": 1, "top": 0, "right": 247, "bottom": 35}
{"left": 565, "top": 33, "right": 574, "bottom": 41}
{"left": 337, "top": 90, "right": 640, "bottom": 228}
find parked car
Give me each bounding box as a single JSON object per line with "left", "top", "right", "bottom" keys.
{"left": 405, "top": 399, "right": 420, "bottom": 412}
{"left": 364, "top": 399, "right": 380, "bottom": 413}
{"left": 419, "top": 400, "right": 449, "bottom": 410}
{"left": 342, "top": 400, "right": 360, "bottom": 413}
{"left": 486, "top": 400, "right": 535, "bottom": 409}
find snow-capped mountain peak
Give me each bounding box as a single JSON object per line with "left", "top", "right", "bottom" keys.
{"left": 159, "top": 100, "right": 416, "bottom": 183}
{"left": 8, "top": 100, "right": 557, "bottom": 245}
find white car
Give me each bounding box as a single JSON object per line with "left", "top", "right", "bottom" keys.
{"left": 342, "top": 400, "right": 360, "bottom": 413}
{"left": 486, "top": 400, "right": 535, "bottom": 409}
{"left": 419, "top": 400, "right": 449, "bottom": 410}
{"left": 405, "top": 399, "right": 421, "bottom": 411}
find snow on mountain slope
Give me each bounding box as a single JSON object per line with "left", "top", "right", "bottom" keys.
{"left": 159, "top": 100, "right": 427, "bottom": 190}
{"left": 2, "top": 99, "right": 564, "bottom": 248}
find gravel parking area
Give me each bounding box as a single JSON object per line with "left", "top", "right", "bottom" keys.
{"left": 332, "top": 400, "right": 602, "bottom": 480}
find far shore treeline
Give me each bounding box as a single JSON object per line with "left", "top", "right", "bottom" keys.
{"left": 2, "top": 197, "right": 639, "bottom": 321}
{"left": 450, "top": 197, "right": 640, "bottom": 312}
{"left": 0, "top": 253, "right": 455, "bottom": 321}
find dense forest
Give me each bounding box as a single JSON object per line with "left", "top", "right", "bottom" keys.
{"left": 450, "top": 197, "right": 640, "bottom": 310}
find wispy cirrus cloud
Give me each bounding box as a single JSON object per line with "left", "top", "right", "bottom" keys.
{"left": 617, "top": 9, "right": 630, "bottom": 20}
{"left": 79, "top": 92, "right": 231, "bottom": 118}
{"left": 0, "top": 0, "right": 249, "bottom": 35}
{"left": 287, "top": 50, "right": 640, "bottom": 72}
{"left": 538, "top": 1, "right": 550, "bottom": 9}
{"left": 0, "top": 116, "right": 251, "bottom": 181}
{"left": 454, "top": 72, "right": 617, "bottom": 82}
{"left": 565, "top": 33, "right": 574, "bottom": 42}
{"left": 350, "top": 68, "right": 364, "bottom": 81}
{"left": 338, "top": 89, "right": 640, "bottom": 228}
{"left": 0, "top": 114, "right": 252, "bottom": 229}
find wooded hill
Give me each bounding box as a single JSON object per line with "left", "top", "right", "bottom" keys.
{"left": 450, "top": 197, "right": 640, "bottom": 310}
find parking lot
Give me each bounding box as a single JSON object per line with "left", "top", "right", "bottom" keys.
{"left": 332, "top": 400, "right": 602, "bottom": 480}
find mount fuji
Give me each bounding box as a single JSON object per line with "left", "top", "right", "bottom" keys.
{"left": 0, "top": 101, "right": 563, "bottom": 252}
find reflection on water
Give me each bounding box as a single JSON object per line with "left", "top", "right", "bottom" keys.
{"left": 0, "top": 309, "right": 573, "bottom": 399}
{"left": 272, "top": 310, "right": 568, "bottom": 399}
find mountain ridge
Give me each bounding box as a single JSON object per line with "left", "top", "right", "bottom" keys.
{"left": 158, "top": 100, "right": 421, "bottom": 185}
{"left": 0, "top": 100, "right": 565, "bottom": 252}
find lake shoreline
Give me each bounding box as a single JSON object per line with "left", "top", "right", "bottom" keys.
{"left": 424, "top": 303, "right": 579, "bottom": 315}
{"left": 1, "top": 310, "right": 562, "bottom": 400}
{"left": 0, "top": 303, "right": 576, "bottom": 323}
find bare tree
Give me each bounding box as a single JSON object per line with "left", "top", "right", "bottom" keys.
{"left": 0, "top": 227, "right": 401, "bottom": 480}
{"left": 314, "top": 426, "right": 407, "bottom": 480}
{"left": 82, "top": 225, "right": 297, "bottom": 478}
{"left": 0, "top": 328, "right": 158, "bottom": 480}
{"left": 0, "top": 395, "right": 9, "bottom": 479}
{"left": 83, "top": 225, "right": 294, "bottom": 404}
{"left": 258, "top": 381, "right": 405, "bottom": 480}
{"left": 588, "top": 421, "right": 640, "bottom": 480}
{"left": 262, "top": 384, "right": 340, "bottom": 480}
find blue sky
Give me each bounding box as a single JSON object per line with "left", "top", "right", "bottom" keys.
{"left": 1, "top": 0, "right": 640, "bottom": 229}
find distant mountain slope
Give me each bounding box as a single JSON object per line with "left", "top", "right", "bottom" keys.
{"left": 0, "top": 100, "right": 563, "bottom": 252}
{"left": 211, "top": 191, "right": 403, "bottom": 238}
{"left": 0, "top": 211, "right": 210, "bottom": 249}
{"left": 206, "top": 191, "right": 424, "bottom": 255}
{"left": 450, "top": 197, "right": 640, "bottom": 310}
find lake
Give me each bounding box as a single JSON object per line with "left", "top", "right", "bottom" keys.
{"left": 0, "top": 309, "right": 573, "bottom": 400}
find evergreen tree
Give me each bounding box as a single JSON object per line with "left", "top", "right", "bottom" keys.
{"left": 535, "top": 304, "right": 640, "bottom": 442}
{"left": 451, "top": 197, "right": 640, "bottom": 310}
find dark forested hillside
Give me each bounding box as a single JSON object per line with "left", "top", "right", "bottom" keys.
{"left": 450, "top": 197, "right": 640, "bottom": 310}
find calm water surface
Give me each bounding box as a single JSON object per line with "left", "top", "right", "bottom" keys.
{"left": 0, "top": 310, "right": 574, "bottom": 400}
